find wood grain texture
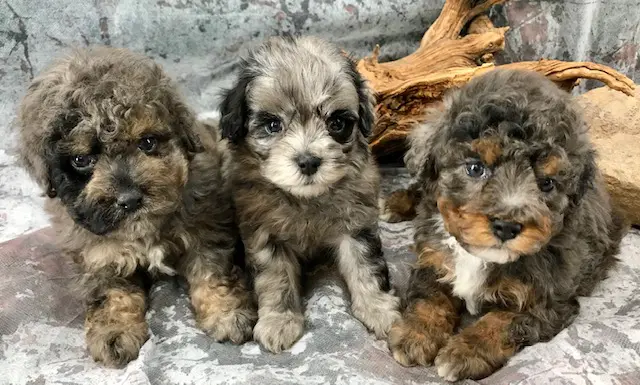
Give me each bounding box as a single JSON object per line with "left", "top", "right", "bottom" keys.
{"left": 359, "top": 0, "right": 636, "bottom": 158}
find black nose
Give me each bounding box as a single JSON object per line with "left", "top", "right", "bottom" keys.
{"left": 296, "top": 153, "right": 322, "bottom": 176}
{"left": 116, "top": 189, "right": 143, "bottom": 212}
{"left": 491, "top": 219, "right": 522, "bottom": 241}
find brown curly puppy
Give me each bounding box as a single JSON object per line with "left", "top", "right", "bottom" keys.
{"left": 384, "top": 69, "right": 627, "bottom": 381}
{"left": 17, "top": 47, "right": 256, "bottom": 367}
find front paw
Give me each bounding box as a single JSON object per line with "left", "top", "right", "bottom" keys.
{"left": 387, "top": 317, "right": 449, "bottom": 367}
{"left": 253, "top": 311, "right": 305, "bottom": 353}
{"left": 197, "top": 305, "right": 257, "bottom": 344}
{"left": 190, "top": 281, "right": 257, "bottom": 344}
{"left": 352, "top": 292, "right": 401, "bottom": 338}
{"left": 378, "top": 189, "right": 417, "bottom": 223}
{"left": 435, "top": 335, "right": 497, "bottom": 382}
{"left": 85, "top": 318, "right": 149, "bottom": 368}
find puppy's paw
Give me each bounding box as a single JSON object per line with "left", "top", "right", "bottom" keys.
{"left": 198, "top": 305, "right": 257, "bottom": 344}
{"left": 85, "top": 288, "right": 148, "bottom": 368}
{"left": 378, "top": 189, "right": 418, "bottom": 223}
{"left": 434, "top": 335, "right": 496, "bottom": 382}
{"left": 253, "top": 311, "right": 305, "bottom": 353}
{"left": 85, "top": 318, "right": 149, "bottom": 368}
{"left": 387, "top": 317, "right": 449, "bottom": 367}
{"left": 352, "top": 292, "right": 401, "bottom": 339}
{"left": 190, "top": 280, "right": 257, "bottom": 344}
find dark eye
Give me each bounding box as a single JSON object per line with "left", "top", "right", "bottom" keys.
{"left": 328, "top": 116, "right": 354, "bottom": 134}
{"left": 71, "top": 154, "right": 97, "bottom": 172}
{"left": 539, "top": 177, "right": 556, "bottom": 192}
{"left": 264, "top": 119, "right": 282, "bottom": 134}
{"left": 329, "top": 117, "right": 346, "bottom": 132}
{"left": 465, "top": 161, "right": 487, "bottom": 178}
{"left": 138, "top": 136, "right": 157, "bottom": 154}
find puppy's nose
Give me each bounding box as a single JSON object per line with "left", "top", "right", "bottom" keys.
{"left": 490, "top": 219, "right": 522, "bottom": 241}
{"left": 116, "top": 189, "right": 143, "bottom": 212}
{"left": 296, "top": 153, "right": 322, "bottom": 176}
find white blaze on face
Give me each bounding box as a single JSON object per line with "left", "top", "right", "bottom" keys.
{"left": 261, "top": 121, "right": 347, "bottom": 198}
{"left": 501, "top": 191, "right": 531, "bottom": 209}
{"left": 245, "top": 39, "right": 361, "bottom": 198}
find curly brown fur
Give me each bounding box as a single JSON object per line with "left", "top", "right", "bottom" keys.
{"left": 379, "top": 182, "right": 422, "bottom": 223}
{"left": 218, "top": 36, "right": 400, "bottom": 353}
{"left": 388, "top": 69, "right": 627, "bottom": 381}
{"left": 17, "top": 47, "right": 256, "bottom": 367}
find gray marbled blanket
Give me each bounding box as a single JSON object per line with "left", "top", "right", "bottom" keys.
{"left": 1, "top": 168, "right": 640, "bottom": 385}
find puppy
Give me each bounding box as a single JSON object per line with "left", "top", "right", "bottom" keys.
{"left": 385, "top": 69, "right": 627, "bottom": 381}
{"left": 17, "top": 47, "right": 256, "bottom": 367}
{"left": 218, "top": 36, "right": 400, "bottom": 353}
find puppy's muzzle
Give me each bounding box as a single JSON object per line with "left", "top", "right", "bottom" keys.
{"left": 73, "top": 181, "right": 146, "bottom": 235}
{"left": 490, "top": 218, "right": 522, "bottom": 241}
{"left": 116, "top": 188, "right": 143, "bottom": 213}
{"left": 296, "top": 153, "right": 322, "bottom": 176}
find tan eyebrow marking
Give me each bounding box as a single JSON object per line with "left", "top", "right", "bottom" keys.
{"left": 471, "top": 137, "right": 502, "bottom": 166}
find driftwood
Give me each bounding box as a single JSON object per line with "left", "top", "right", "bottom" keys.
{"left": 358, "top": 0, "right": 636, "bottom": 157}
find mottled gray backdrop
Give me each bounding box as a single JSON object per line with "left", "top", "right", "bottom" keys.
{"left": 1, "top": 1, "right": 639, "bottom": 385}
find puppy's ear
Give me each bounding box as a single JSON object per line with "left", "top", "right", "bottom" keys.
{"left": 355, "top": 79, "right": 376, "bottom": 138}
{"left": 404, "top": 105, "right": 445, "bottom": 184}
{"left": 151, "top": 65, "right": 203, "bottom": 154}
{"left": 345, "top": 57, "right": 376, "bottom": 137}
{"left": 219, "top": 74, "right": 251, "bottom": 144}
{"left": 177, "top": 103, "right": 204, "bottom": 154}
{"left": 38, "top": 112, "right": 80, "bottom": 200}
{"left": 166, "top": 95, "right": 203, "bottom": 154}
{"left": 572, "top": 149, "right": 596, "bottom": 204}
{"left": 18, "top": 142, "right": 59, "bottom": 199}
{"left": 17, "top": 85, "right": 66, "bottom": 199}
{"left": 41, "top": 136, "right": 61, "bottom": 199}
{"left": 356, "top": 82, "right": 376, "bottom": 138}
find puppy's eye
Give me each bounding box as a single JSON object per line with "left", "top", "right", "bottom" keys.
{"left": 465, "top": 161, "right": 488, "bottom": 178}
{"left": 138, "top": 136, "right": 157, "bottom": 154}
{"left": 327, "top": 116, "right": 354, "bottom": 135}
{"left": 264, "top": 119, "right": 282, "bottom": 134}
{"left": 538, "top": 177, "right": 556, "bottom": 192}
{"left": 71, "top": 155, "right": 97, "bottom": 172}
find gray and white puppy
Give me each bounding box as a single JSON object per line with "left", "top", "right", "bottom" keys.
{"left": 218, "top": 36, "right": 400, "bottom": 353}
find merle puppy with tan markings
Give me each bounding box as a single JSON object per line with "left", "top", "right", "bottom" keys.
{"left": 383, "top": 69, "right": 627, "bottom": 381}
{"left": 17, "top": 47, "right": 256, "bottom": 367}
{"left": 218, "top": 36, "right": 400, "bottom": 353}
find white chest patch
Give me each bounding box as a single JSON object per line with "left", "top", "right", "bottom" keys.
{"left": 434, "top": 216, "right": 489, "bottom": 315}
{"left": 146, "top": 243, "right": 176, "bottom": 276}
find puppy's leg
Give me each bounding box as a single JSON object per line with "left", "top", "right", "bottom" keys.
{"left": 182, "top": 248, "right": 257, "bottom": 344}
{"left": 379, "top": 182, "right": 421, "bottom": 223}
{"left": 336, "top": 228, "right": 400, "bottom": 338}
{"left": 435, "top": 299, "right": 580, "bottom": 381}
{"left": 251, "top": 244, "right": 304, "bottom": 353}
{"left": 388, "top": 249, "right": 461, "bottom": 367}
{"left": 83, "top": 267, "right": 150, "bottom": 368}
